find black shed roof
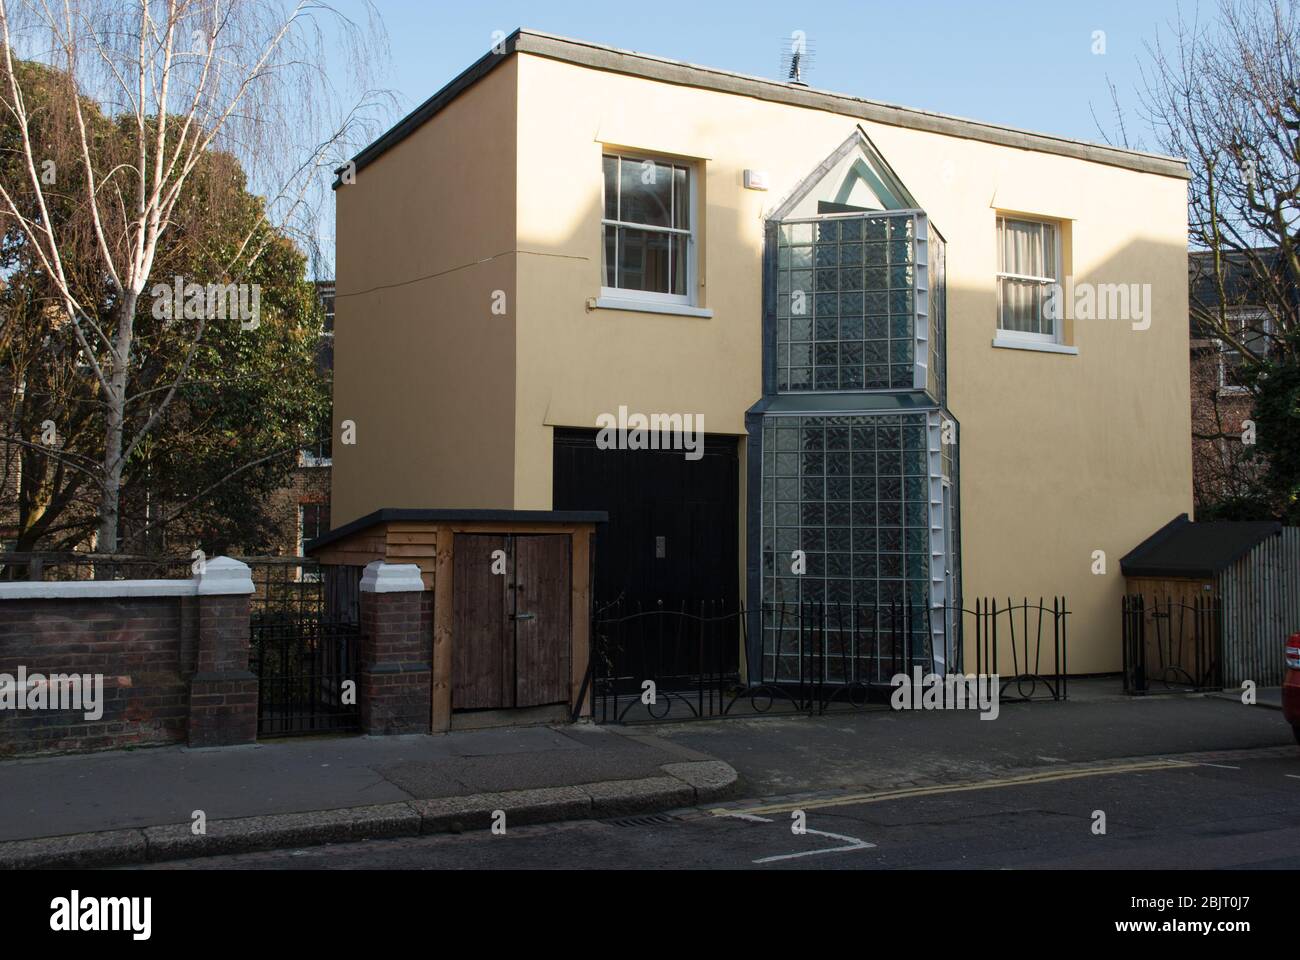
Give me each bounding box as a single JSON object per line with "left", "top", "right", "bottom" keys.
{"left": 1120, "top": 514, "right": 1282, "bottom": 579}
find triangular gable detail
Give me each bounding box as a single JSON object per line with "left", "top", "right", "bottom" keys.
{"left": 767, "top": 126, "right": 919, "bottom": 221}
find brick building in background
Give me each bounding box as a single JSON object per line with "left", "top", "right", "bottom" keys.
{"left": 265, "top": 280, "right": 334, "bottom": 562}
{"left": 1188, "top": 250, "right": 1280, "bottom": 512}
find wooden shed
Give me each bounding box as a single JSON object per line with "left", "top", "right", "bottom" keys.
{"left": 1120, "top": 514, "right": 1299, "bottom": 688}
{"left": 306, "top": 508, "right": 605, "bottom": 731}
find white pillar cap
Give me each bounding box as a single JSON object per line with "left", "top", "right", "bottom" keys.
{"left": 360, "top": 561, "right": 425, "bottom": 594}
{"left": 196, "top": 556, "right": 255, "bottom": 596}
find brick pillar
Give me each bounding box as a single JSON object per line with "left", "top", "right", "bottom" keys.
{"left": 188, "top": 557, "right": 258, "bottom": 748}
{"left": 359, "top": 561, "right": 431, "bottom": 735}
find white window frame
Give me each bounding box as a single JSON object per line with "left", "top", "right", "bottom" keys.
{"left": 600, "top": 152, "right": 698, "bottom": 307}
{"left": 1217, "top": 307, "right": 1271, "bottom": 395}
{"left": 996, "top": 215, "right": 1063, "bottom": 345}
{"left": 319, "top": 291, "right": 335, "bottom": 338}
{"left": 298, "top": 448, "right": 331, "bottom": 468}
{"left": 297, "top": 503, "right": 326, "bottom": 581}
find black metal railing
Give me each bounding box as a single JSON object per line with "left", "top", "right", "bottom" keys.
{"left": 1122, "top": 594, "right": 1222, "bottom": 694}
{"left": 583, "top": 598, "right": 746, "bottom": 723}
{"left": 580, "top": 596, "right": 1069, "bottom": 724}
{"left": 0, "top": 550, "right": 365, "bottom": 735}
{"left": 758, "top": 598, "right": 934, "bottom": 711}
{"left": 0, "top": 551, "right": 328, "bottom": 612}
{"left": 245, "top": 559, "right": 361, "bottom": 736}
{"left": 250, "top": 617, "right": 360, "bottom": 736}
{"left": 0, "top": 551, "right": 193, "bottom": 582}
{"left": 972, "top": 597, "right": 1070, "bottom": 702}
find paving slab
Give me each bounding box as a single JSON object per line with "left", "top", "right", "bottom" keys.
{"left": 0, "top": 723, "right": 704, "bottom": 843}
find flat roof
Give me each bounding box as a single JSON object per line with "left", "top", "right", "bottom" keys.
{"left": 339, "top": 28, "right": 1190, "bottom": 186}
{"left": 305, "top": 507, "right": 609, "bottom": 553}
{"left": 1120, "top": 514, "right": 1282, "bottom": 579}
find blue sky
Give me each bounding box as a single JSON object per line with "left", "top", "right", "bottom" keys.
{"left": 313, "top": 0, "right": 1205, "bottom": 274}
{"left": 340, "top": 0, "right": 1199, "bottom": 150}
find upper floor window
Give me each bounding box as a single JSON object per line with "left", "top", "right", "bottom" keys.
{"left": 297, "top": 502, "right": 328, "bottom": 580}
{"left": 315, "top": 283, "right": 332, "bottom": 335}
{"left": 997, "top": 216, "right": 1060, "bottom": 341}
{"left": 299, "top": 412, "right": 332, "bottom": 466}
{"left": 773, "top": 213, "right": 922, "bottom": 393}
{"left": 299, "top": 436, "right": 332, "bottom": 467}
{"left": 602, "top": 153, "right": 694, "bottom": 304}
{"left": 1219, "top": 308, "right": 1271, "bottom": 394}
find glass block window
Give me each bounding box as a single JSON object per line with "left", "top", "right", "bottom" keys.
{"left": 775, "top": 214, "right": 916, "bottom": 392}
{"left": 760, "top": 413, "right": 932, "bottom": 681}
{"left": 928, "top": 227, "right": 947, "bottom": 404}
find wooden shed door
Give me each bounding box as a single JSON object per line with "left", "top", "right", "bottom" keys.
{"left": 451, "top": 534, "right": 571, "bottom": 711}
{"left": 513, "top": 535, "right": 571, "bottom": 707}
{"left": 452, "top": 534, "right": 510, "bottom": 709}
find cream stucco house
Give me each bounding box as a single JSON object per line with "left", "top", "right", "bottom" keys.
{"left": 326, "top": 29, "right": 1192, "bottom": 681}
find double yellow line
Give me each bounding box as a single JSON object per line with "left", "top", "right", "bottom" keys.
{"left": 710, "top": 759, "right": 1191, "bottom": 818}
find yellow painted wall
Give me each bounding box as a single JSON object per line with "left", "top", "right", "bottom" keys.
{"left": 332, "top": 57, "right": 520, "bottom": 526}
{"left": 511, "top": 53, "right": 1192, "bottom": 673}
{"left": 332, "top": 49, "right": 1191, "bottom": 672}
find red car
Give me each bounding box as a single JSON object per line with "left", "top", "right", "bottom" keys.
{"left": 1285, "top": 633, "right": 1300, "bottom": 745}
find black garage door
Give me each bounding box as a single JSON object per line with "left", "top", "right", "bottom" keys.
{"left": 552, "top": 428, "right": 740, "bottom": 614}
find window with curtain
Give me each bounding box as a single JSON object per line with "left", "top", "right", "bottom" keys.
{"left": 602, "top": 153, "right": 693, "bottom": 302}
{"left": 997, "top": 216, "right": 1059, "bottom": 339}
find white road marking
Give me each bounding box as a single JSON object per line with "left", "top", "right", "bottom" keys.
{"left": 1286, "top": 774, "right": 1300, "bottom": 780}
{"left": 725, "top": 812, "right": 876, "bottom": 864}
{"left": 752, "top": 827, "right": 877, "bottom": 864}
{"left": 1197, "top": 762, "right": 1241, "bottom": 770}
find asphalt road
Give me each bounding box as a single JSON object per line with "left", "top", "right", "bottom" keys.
{"left": 145, "top": 746, "right": 1300, "bottom": 870}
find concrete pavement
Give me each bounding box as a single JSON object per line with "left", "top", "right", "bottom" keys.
{"left": 0, "top": 723, "right": 738, "bottom": 867}
{"left": 647, "top": 689, "right": 1293, "bottom": 798}
{"left": 2, "top": 685, "right": 1293, "bottom": 868}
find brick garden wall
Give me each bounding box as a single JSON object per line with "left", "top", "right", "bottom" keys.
{"left": 0, "top": 557, "right": 258, "bottom": 757}
{"left": 0, "top": 558, "right": 434, "bottom": 757}
{"left": 0, "top": 595, "right": 198, "bottom": 756}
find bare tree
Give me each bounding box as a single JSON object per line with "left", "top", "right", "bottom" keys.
{"left": 0, "top": 0, "right": 385, "bottom": 550}
{"left": 1140, "top": 0, "right": 1298, "bottom": 357}
{"left": 1131, "top": 0, "right": 1299, "bottom": 515}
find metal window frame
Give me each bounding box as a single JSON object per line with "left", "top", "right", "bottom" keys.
{"left": 772, "top": 209, "right": 927, "bottom": 395}
{"left": 297, "top": 504, "right": 327, "bottom": 581}
{"left": 758, "top": 412, "right": 934, "bottom": 647}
